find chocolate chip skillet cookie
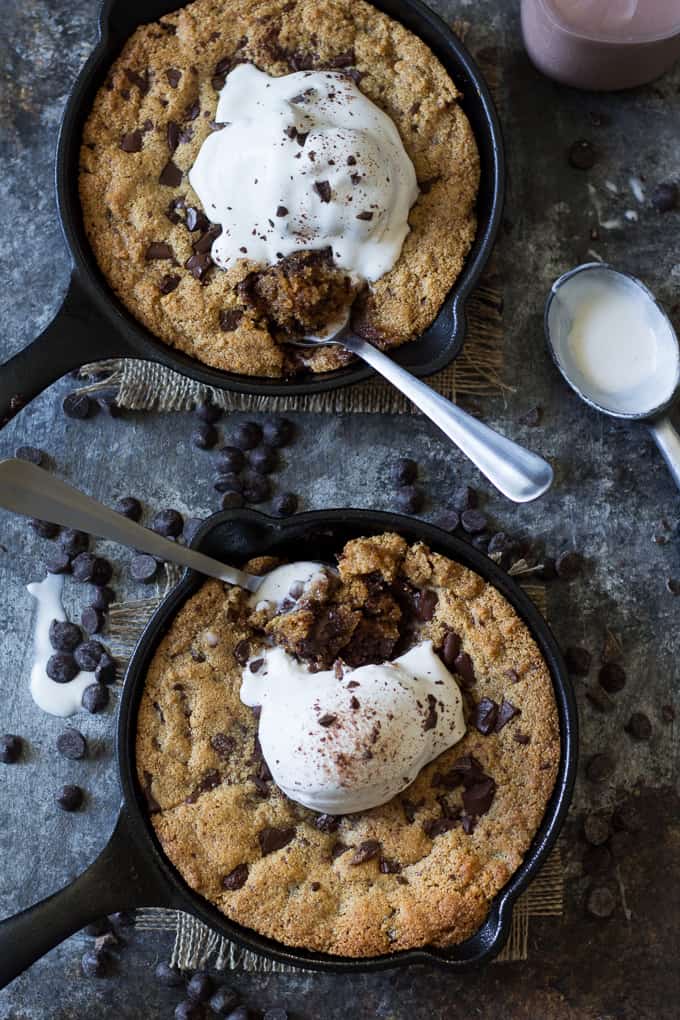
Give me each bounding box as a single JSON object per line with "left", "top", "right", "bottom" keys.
{"left": 136, "top": 534, "right": 560, "bottom": 957}
{"left": 79, "top": 0, "right": 479, "bottom": 377}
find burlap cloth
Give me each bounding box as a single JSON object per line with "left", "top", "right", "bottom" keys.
{"left": 87, "top": 26, "right": 562, "bottom": 968}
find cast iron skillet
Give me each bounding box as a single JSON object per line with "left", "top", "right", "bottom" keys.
{"left": 0, "top": 0, "right": 504, "bottom": 427}
{"left": 0, "top": 509, "right": 576, "bottom": 987}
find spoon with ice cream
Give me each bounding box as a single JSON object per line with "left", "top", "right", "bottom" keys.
{"left": 545, "top": 263, "right": 680, "bottom": 490}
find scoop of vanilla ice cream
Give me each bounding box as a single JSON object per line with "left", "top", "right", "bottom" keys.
{"left": 188, "top": 63, "right": 419, "bottom": 282}
{"left": 240, "top": 640, "right": 466, "bottom": 814}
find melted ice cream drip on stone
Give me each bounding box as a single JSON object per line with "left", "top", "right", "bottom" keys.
{"left": 240, "top": 640, "right": 466, "bottom": 814}
{"left": 189, "top": 64, "right": 419, "bottom": 282}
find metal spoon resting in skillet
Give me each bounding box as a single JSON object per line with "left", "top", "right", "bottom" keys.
{"left": 293, "top": 316, "right": 553, "bottom": 503}
{"left": 0, "top": 459, "right": 323, "bottom": 597}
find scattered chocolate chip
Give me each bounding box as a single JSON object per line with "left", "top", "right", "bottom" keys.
{"left": 565, "top": 646, "right": 592, "bottom": 676}
{"left": 30, "top": 517, "right": 60, "bottom": 540}
{"left": 183, "top": 100, "right": 200, "bottom": 121}
{"left": 151, "top": 508, "right": 183, "bottom": 537}
{"left": 415, "top": 589, "right": 437, "bottom": 622}
{"left": 258, "top": 826, "right": 295, "bottom": 855}
{"left": 313, "top": 180, "right": 331, "bottom": 203}
{"left": 72, "top": 554, "right": 112, "bottom": 585}
{"left": 583, "top": 813, "right": 610, "bottom": 846}
{"left": 263, "top": 418, "right": 295, "bottom": 447}
{"left": 450, "top": 485, "right": 478, "bottom": 512}
{"left": 74, "top": 640, "right": 105, "bottom": 672}
{"left": 0, "top": 735, "right": 22, "bottom": 764}
{"left": 248, "top": 445, "right": 277, "bottom": 473}
{"left": 165, "top": 67, "right": 181, "bottom": 87}
{"left": 195, "top": 399, "right": 223, "bottom": 424}
{"left": 661, "top": 704, "right": 675, "bottom": 724}
{"left": 82, "top": 683, "right": 109, "bottom": 714}
{"left": 81, "top": 607, "right": 104, "bottom": 635}
{"left": 513, "top": 732, "right": 531, "bottom": 745}
{"left": 462, "top": 776, "right": 496, "bottom": 817}
{"left": 59, "top": 529, "right": 89, "bottom": 556}
{"left": 217, "top": 447, "right": 245, "bottom": 473}
{"left": 159, "top": 160, "right": 183, "bottom": 187}
{"left": 350, "top": 840, "right": 381, "bottom": 865}
{"left": 219, "top": 308, "right": 243, "bottom": 332}
{"left": 624, "top": 712, "right": 652, "bottom": 740}
{"left": 154, "top": 961, "right": 184, "bottom": 986}
{"left": 494, "top": 699, "right": 520, "bottom": 732}
{"left": 49, "top": 619, "right": 82, "bottom": 652}
{"left": 249, "top": 658, "right": 264, "bottom": 673}
{"left": 45, "top": 549, "right": 71, "bottom": 574}
{"left": 556, "top": 551, "right": 583, "bottom": 580}
{"left": 318, "top": 713, "right": 336, "bottom": 727}
{"left": 587, "top": 886, "right": 616, "bottom": 919}
{"left": 651, "top": 181, "right": 678, "bottom": 213}
{"left": 146, "top": 241, "right": 175, "bottom": 261}
{"left": 273, "top": 492, "right": 298, "bottom": 516}
{"left": 242, "top": 471, "right": 271, "bottom": 503}
{"left": 95, "top": 653, "right": 116, "bottom": 686}
{"left": 221, "top": 492, "right": 245, "bottom": 510}
{"left": 395, "top": 485, "right": 424, "bottom": 513}
{"left": 120, "top": 130, "right": 143, "bottom": 153}
{"left": 401, "top": 798, "right": 422, "bottom": 823}
{"left": 175, "top": 1001, "right": 204, "bottom": 1020}
{"left": 568, "top": 139, "right": 596, "bottom": 170}
{"left": 192, "top": 423, "right": 218, "bottom": 450}
{"left": 453, "top": 651, "right": 475, "bottom": 687}
{"left": 586, "top": 753, "right": 614, "bottom": 782}
{"left": 487, "top": 532, "right": 515, "bottom": 558}
{"left": 315, "top": 814, "right": 340, "bottom": 834}
{"left": 472, "top": 697, "right": 499, "bottom": 735}
{"left": 63, "top": 393, "right": 94, "bottom": 420}
{"left": 461, "top": 509, "right": 488, "bottom": 534}
{"left": 232, "top": 421, "right": 262, "bottom": 449}
{"left": 46, "top": 652, "right": 78, "bottom": 683}
{"left": 15, "top": 445, "right": 46, "bottom": 466}
{"left": 233, "top": 640, "right": 251, "bottom": 666}
{"left": 436, "top": 510, "right": 460, "bottom": 532}
{"left": 116, "top": 497, "right": 142, "bottom": 521}
{"left": 56, "top": 728, "right": 87, "bottom": 760}
{"left": 129, "top": 554, "right": 158, "bottom": 584}
{"left": 186, "top": 972, "right": 213, "bottom": 1003}
{"left": 598, "top": 662, "right": 626, "bottom": 693}
{"left": 220, "top": 861, "right": 249, "bottom": 892}
{"left": 57, "top": 784, "right": 84, "bottom": 811}
{"left": 209, "top": 988, "right": 241, "bottom": 1015}
{"left": 440, "top": 631, "right": 462, "bottom": 668}
{"left": 159, "top": 272, "right": 181, "bottom": 295}
{"left": 423, "top": 815, "right": 459, "bottom": 839}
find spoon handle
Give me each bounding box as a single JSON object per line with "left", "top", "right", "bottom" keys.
{"left": 0, "top": 460, "right": 258, "bottom": 590}
{"left": 649, "top": 415, "right": 680, "bottom": 492}
{"left": 342, "top": 336, "right": 554, "bottom": 502}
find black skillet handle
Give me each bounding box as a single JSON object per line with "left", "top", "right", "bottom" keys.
{"left": 0, "top": 807, "right": 171, "bottom": 989}
{"left": 0, "top": 272, "right": 128, "bottom": 428}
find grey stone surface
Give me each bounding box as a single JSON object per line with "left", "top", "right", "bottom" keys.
{"left": 0, "top": 1, "right": 679, "bottom": 1017}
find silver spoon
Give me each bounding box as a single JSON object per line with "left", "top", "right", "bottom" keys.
{"left": 545, "top": 263, "right": 680, "bottom": 491}
{"left": 0, "top": 459, "right": 265, "bottom": 592}
{"left": 293, "top": 320, "right": 553, "bottom": 503}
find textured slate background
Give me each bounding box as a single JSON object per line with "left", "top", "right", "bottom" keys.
{"left": 0, "top": 1, "right": 679, "bottom": 1017}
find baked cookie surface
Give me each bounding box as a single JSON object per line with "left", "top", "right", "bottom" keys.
{"left": 79, "top": 0, "right": 479, "bottom": 377}
{"left": 135, "top": 534, "right": 560, "bottom": 957}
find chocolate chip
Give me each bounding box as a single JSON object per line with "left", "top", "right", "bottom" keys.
{"left": 472, "top": 697, "right": 499, "bottom": 735}
{"left": 81, "top": 606, "right": 104, "bottom": 635}
{"left": 415, "top": 589, "right": 437, "bottom": 621}
{"left": 461, "top": 509, "right": 488, "bottom": 534}
{"left": 661, "top": 704, "right": 675, "bottom": 723}
{"left": 195, "top": 399, "right": 223, "bottom": 424}
{"left": 487, "top": 532, "right": 515, "bottom": 558}
{"left": 49, "top": 619, "right": 82, "bottom": 652}
{"left": 423, "top": 815, "right": 459, "bottom": 839}
{"left": 82, "top": 683, "right": 109, "bottom": 714}
{"left": 263, "top": 418, "right": 295, "bottom": 447}
{"left": 453, "top": 651, "right": 475, "bottom": 687}
{"left": 46, "top": 652, "right": 78, "bottom": 683}
{"left": 166, "top": 120, "right": 181, "bottom": 153}
{"left": 232, "top": 421, "right": 262, "bottom": 449}
{"left": 219, "top": 308, "right": 243, "bottom": 332}
{"left": 59, "top": 529, "right": 89, "bottom": 557}
{"left": 462, "top": 776, "right": 496, "bottom": 817}
{"left": 401, "top": 798, "right": 422, "bottom": 823}
{"left": 450, "top": 485, "right": 477, "bottom": 512}
{"left": 232, "top": 640, "right": 251, "bottom": 666}
{"left": 350, "top": 840, "right": 381, "bottom": 865}
{"left": 556, "top": 551, "right": 583, "bottom": 580}
{"left": 651, "top": 181, "right": 678, "bottom": 213}
{"left": 389, "top": 457, "right": 417, "bottom": 487}
{"left": 583, "top": 813, "right": 610, "bottom": 846}
{"left": 209, "top": 988, "right": 241, "bottom": 1015}
{"left": 564, "top": 646, "right": 592, "bottom": 676}
{"left": 194, "top": 224, "right": 222, "bottom": 253}
{"left": 436, "top": 510, "right": 460, "bottom": 532}
{"left": 15, "top": 445, "right": 46, "bottom": 466}
{"left": 72, "top": 554, "right": 112, "bottom": 585}
{"left": 146, "top": 242, "right": 175, "bottom": 263}
{"left": 440, "top": 631, "right": 462, "bottom": 668}
{"left": 314, "top": 180, "right": 331, "bottom": 203}
{"left": 95, "top": 653, "right": 116, "bottom": 685}
{"left": 598, "top": 662, "right": 626, "bottom": 693}
{"left": 315, "top": 814, "right": 340, "bottom": 833}
{"left": 258, "top": 826, "right": 295, "bottom": 855}
{"left": 186, "top": 972, "right": 213, "bottom": 1003}
{"left": 192, "top": 423, "right": 218, "bottom": 449}
{"left": 116, "top": 497, "right": 142, "bottom": 521}
{"left": 56, "top": 728, "right": 87, "bottom": 760}
{"left": 175, "top": 1001, "right": 203, "bottom": 1020}
{"left": 624, "top": 712, "right": 652, "bottom": 740}
{"left": 248, "top": 445, "right": 277, "bottom": 473}
{"left": 356, "top": 210, "right": 374, "bottom": 221}
{"left": 30, "top": 517, "right": 60, "bottom": 540}
{"left": 0, "top": 735, "right": 22, "bottom": 764}
{"left": 63, "top": 393, "right": 94, "bottom": 419}
{"left": 513, "top": 732, "right": 531, "bottom": 745}
{"left": 273, "top": 492, "right": 298, "bottom": 516}
{"left": 57, "top": 784, "right": 84, "bottom": 811}
{"left": 151, "top": 509, "right": 183, "bottom": 537}
{"left": 221, "top": 492, "right": 245, "bottom": 509}
{"left": 217, "top": 447, "right": 245, "bottom": 474}
{"left": 568, "top": 139, "right": 596, "bottom": 170}
{"left": 587, "top": 886, "right": 616, "bottom": 919}
{"left": 214, "top": 472, "right": 243, "bottom": 493}
{"left": 159, "top": 160, "right": 183, "bottom": 187}
{"left": 318, "top": 713, "right": 336, "bottom": 727}
{"left": 120, "top": 130, "right": 143, "bottom": 153}
{"left": 586, "top": 753, "right": 614, "bottom": 782}
{"left": 221, "top": 862, "right": 249, "bottom": 891}
{"left": 242, "top": 471, "right": 271, "bottom": 503}
{"left": 494, "top": 699, "right": 520, "bottom": 732}
{"left": 165, "top": 68, "right": 181, "bottom": 87}
{"left": 395, "top": 485, "right": 424, "bottom": 513}
{"left": 74, "top": 640, "right": 105, "bottom": 671}
{"left": 46, "top": 549, "right": 71, "bottom": 574}
{"left": 154, "top": 961, "right": 184, "bottom": 987}
{"left": 183, "top": 100, "right": 200, "bottom": 121}
{"left": 130, "top": 554, "right": 158, "bottom": 583}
